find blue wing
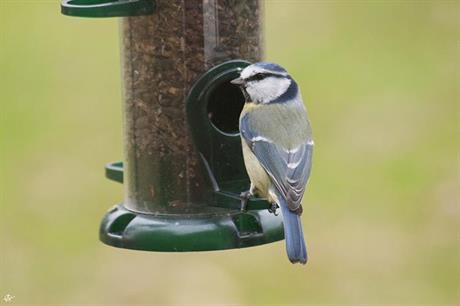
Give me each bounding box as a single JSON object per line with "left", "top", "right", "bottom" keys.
{"left": 240, "top": 114, "right": 313, "bottom": 211}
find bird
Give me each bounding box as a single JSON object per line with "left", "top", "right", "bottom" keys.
{"left": 231, "top": 62, "right": 314, "bottom": 264}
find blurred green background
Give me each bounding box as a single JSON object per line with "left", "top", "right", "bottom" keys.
{"left": 1, "top": 0, "right": 459, "bottom": 305}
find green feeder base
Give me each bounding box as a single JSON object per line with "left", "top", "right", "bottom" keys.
{"left": 100, "top": 204, "right": 284, "bottom": 251}
{"left": 101, "top": 162, "right": 285, "bottom": 251}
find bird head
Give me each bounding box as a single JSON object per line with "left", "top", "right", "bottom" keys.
{"left": 231, "top": 62, "right": 296, "bottom": 104}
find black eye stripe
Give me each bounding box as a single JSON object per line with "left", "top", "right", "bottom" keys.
{"left": 245, "top": 73, "right": 284, "bottom": 82}
{"left": 249, "top": 74, "right": 266, "bottom": 81}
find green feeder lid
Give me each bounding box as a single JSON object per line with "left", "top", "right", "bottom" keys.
{"left": 61, "top": 0, "right": 155, "bottom": 18}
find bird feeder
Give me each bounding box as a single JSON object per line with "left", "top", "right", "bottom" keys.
{"left": 61, "top": 0, "right": 284, "bottom": 251}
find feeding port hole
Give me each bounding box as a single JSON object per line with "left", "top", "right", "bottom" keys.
{"left": 207, "top": 81, "right": 245, "bottom": 135}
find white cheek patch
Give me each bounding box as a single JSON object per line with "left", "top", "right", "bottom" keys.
{"left": 246, "top": 77, "right": 291, "bottom": 104}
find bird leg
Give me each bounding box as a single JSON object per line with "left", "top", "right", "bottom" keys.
{"left": 240, "top": 191, "right": 251, "bottom": 212}
{"left": 268, "top": 203, "right": 280, "bottom": 216}
{"left": 240, "top": 184, "right": 255, "bottom": 212}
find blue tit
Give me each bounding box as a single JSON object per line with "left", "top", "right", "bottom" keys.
{"left": 231, "top": 62, "right": 313, "bottom": 264}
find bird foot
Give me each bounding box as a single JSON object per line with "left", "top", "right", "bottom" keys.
{"left": 240, "top": 190, "right": 252, "bottom": 212}
{"left": 268, "top": 203, "right": 280, "bottom": 216}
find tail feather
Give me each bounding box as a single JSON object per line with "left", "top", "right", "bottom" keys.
{"left": 279, "top": 196, "right": 307, "bottom": 264}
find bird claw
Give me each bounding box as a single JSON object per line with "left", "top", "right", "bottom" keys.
{"left": 240, "top": 191, "right": 252, "bottom": 212}
{"left": 268, "top": 203, "right": 279, "bottom": 216}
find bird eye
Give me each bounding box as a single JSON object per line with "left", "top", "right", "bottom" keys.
{"left": 254, "top": 74, "right": 265, "bottom": 81}
{"left": 248, "top": 73, "right": 266, "bottom": 82}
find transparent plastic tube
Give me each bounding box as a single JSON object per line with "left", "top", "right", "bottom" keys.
{"left": 120, "top": 0, "right": 262, "bottom": 213}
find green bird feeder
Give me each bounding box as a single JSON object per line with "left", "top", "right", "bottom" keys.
{"left": 61, "top": 0, "right": 284, "bottom": 251}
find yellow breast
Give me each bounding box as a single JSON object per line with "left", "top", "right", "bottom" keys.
{"left": 241, "top": 139, "right": 271, "bottom": 197}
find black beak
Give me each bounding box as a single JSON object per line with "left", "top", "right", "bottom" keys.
{"left": 230, "top": 77, "right": 244, "bottom": 85}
